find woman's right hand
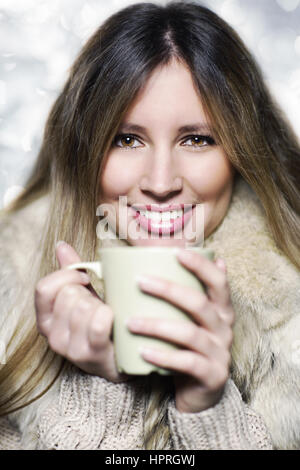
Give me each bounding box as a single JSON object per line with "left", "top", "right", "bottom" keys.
{"left": 34, "top": 241, "right": 129, "bottom": 383}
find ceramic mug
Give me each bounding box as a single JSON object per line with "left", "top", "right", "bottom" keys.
{"left": 67, "top": 246, "right": 214, "bottom": 375}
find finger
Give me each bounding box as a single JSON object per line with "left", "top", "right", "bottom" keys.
{"left": 87, "top": 303, "right": 114, "bottom": 350}
{"left": 140, "top": 347, "right": 228, "bottom": 389}
{"left": 55, "top": 241, "right": 100, "bottom": 298}
{"left": 65, "top": 293, "right": 97, "bottom": 362}
{"left": 215, "top": 258, "right": 227, "bottom": 273}
{"left": 35, "top": 270, "right": 91, "bottom": 335}
{"left": 137, "top": 275, "right": 220, "bottom": 331}
{"left": 176, "top": 250, "right": 230, "bottom": 307}
{"left": 55, "top": 241, "right": 82, "bottom": 269}
{"left": 47, "top": 284, "right": 91, "bottom": 354}
{"left": 127, "top": 317, "right": 226, "bottom": 361}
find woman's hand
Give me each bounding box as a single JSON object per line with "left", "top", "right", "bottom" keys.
{"left": 34, "top": 241, "right": 129, "bottom": 383}
{"left": 127, "top": 250, "right": 234, "bottom": 413}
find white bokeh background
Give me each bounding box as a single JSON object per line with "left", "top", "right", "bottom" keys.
{"left": 0, "top": 0, "right": 299, "bottom": 208}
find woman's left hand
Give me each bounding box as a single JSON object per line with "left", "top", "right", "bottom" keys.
{"left": 127, "top": 250, "right": 235, "bottom": 413}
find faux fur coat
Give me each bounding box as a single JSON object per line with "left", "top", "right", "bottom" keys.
{"left": 0, "top": 175, "right": 299, "bottom": 449}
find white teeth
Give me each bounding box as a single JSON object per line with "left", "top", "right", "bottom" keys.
{"left": 137, "top": 209, "right": 183, "bottom": 221}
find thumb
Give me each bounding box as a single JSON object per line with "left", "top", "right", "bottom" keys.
{"left": 55, "top": 241, "right": 100, "bottom": 299}
{"left": 55, "top": 241, "right": 82, "bottom": 268}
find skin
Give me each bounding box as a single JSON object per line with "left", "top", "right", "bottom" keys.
{"left": 99, "top": 58, "right": 234, "bottom": 246}
{"left": 35, "top": 59, "right": 236, "bottom": 414}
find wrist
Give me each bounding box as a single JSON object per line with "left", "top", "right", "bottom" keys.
{"left": 175, "top": 386, "right": 225, "bottom": 414}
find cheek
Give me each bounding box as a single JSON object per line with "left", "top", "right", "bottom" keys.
{"left": 189, "top": 152, "right": 234, "bottom": 199}
{"left": 100, "top": 155, "right": 139, "bottom": 199}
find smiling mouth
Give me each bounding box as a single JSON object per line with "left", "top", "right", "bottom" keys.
{"left": 129, "top": 204, "right": 195, "bottom": 235}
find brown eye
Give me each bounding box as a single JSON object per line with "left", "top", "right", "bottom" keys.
{"left": 120, "top": 136, "right": 135, "bottom": 147}
{"left": 191, "top": 137, "right": 206, "bottom": 146}
{"left": 182, "top": 135, "right": 216, "bottom": 148}
{"left": 114, "top": 134, "right": 142, "bottom": 149}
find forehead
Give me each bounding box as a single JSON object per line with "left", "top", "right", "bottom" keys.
{"left": 122, "top": 59, "right": 209, "bottom": 128}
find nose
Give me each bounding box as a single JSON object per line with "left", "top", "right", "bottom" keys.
{"left": 139, "top": 149, "right": 183, "bottom": 200}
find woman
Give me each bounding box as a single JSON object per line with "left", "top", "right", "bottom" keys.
{"left": 0, "top": 1, "right": 299, "bottom": 450}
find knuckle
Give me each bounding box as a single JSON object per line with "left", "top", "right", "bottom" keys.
{"left": 90, "top": 319, "right": 107, "bottom": 339}
{"left": 185, "top": 354, "right": 199, "bottom": 375}
{"left": 66, "top": 345, "right": 85, "bottom": 363}
{"left": 186, "top": 326, "right": 201, "bottom": 346}
{"left": 48, "top": 332, "right": 63, "bottom": 353}
{"left": 98, "top": 303, "right": 114, "bottom": 320}
{"left": 35, "top": 279, "right": 48, "bottom": 297}
{"left": 208, "top": 361, "right": 228, "bottom": 390}
{"left": 194, "top": 295, "right": 208, "bottom": 312}
{"left": 76, "top": 297, "right": 93, "bottom": 313}
{"left": 60, "top": 284, "right": 80, "bottom": 298}
{"left": 69, "top": 308, "right": 84, "bottom": 330}
{"left": 197, "top": 360, "right": 210, "bottom": 381}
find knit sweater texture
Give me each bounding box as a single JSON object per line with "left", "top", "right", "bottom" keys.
{"left": 0, "top": 175, "right": 299, "bottom": 450}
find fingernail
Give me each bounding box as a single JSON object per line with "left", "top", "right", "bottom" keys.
{"left": 136, "top": 275, "right": 161, "bottom": 290}
{"left": 126, "top": 317, "right": 144, "bottom": 330}
{"left": 177, "top": 249, "right": 193, "bottom": 261}
{"left": 56, "top": 240, "right": 66, "bottom": 249}
{"left": 79, "top": 272, "right": 90, "bottom": 283}
{"left": 138, "top": 346, "right": 157, "bottom": 358}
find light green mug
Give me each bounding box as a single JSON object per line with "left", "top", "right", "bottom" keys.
{"left": 67, "top": 246, "right": 214, "bottom": 375}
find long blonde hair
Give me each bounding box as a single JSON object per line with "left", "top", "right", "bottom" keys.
{"left": 1, "top": 1, "right": 299, "bottom": 449}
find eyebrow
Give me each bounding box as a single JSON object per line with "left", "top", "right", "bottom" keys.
{"left": 118, "top": 122, "right": 214, "bottom": 135}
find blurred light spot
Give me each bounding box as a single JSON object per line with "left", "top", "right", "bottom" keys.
{"left": 267, "top": 79, "right": 300, "bottom": 137}
{"left": 0, "top": 81, "right": 6, "bottom": 106}
{"left": 4, "top": 63, "right": 16, "bottom": 72}
{"left": 258, "top": 28, "right": 297, "bottom": 66}
{"left": 80, "top": 3, "right": 97, "bottom": 25}
{"left": 24, "top": 3, "right": 53, "bottom": 24}
{"left": 2, "top": 53, "right": 16, "bottom": 58}
{"left": 220, "top": 0, "right": 246, "bottom": 26}
{"left": 0, "top": 0, "right": 41, "bottom": 13}
{"left": 21, "top": 134, "right": 32, "bottom": 152}
{"left": 36, "top": 87, "right": 47, "bottom": 96}
{"left": 60, "top": 14, "right": 70, "bottom": 31}
{"left": 289, "top": 69, "right": 300, "bottom": 96}
{"left": 3, "top": 185, "right": 24, "bottom": 208}
{"left": 295, "top": 36, "right": 300, "bottom": 56}
{"left": 276, "top": 0, "right": 300, "bottom": 12}
{"left": 74, "top": 3, "right": 101, "bottom": 40}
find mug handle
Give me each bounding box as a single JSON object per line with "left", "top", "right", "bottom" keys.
{"left": 66, "top": 261, "right": 103, "bottom": 278}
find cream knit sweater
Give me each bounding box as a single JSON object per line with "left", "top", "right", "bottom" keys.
{"left": 0, "top": 365, "right": 272, "bottom": 450}
{"left": 1, "top": 175, "right": 299, "bottom": 450}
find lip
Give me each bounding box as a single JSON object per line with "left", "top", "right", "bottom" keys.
{"left": 131, "top": 203, "right": 194, "bottom": 212}
{"left": 128, "top": 204, "right": 195, "bottom": 236}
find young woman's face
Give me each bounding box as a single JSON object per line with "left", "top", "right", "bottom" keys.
{"left": 99, "top": 59, "right": 235, "bottom": 247}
